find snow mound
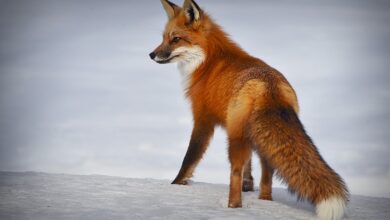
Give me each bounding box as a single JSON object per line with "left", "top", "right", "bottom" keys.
{"left": 0, "top": 172, "right": 388, "bottom": 220}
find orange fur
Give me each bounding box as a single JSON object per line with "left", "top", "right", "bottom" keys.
{"left": 151, "top": 1, "right": 348, "bottom": 219}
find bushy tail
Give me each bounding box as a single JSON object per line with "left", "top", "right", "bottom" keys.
{"left": 250, "top": 107, "right": 349, "bottom": 220}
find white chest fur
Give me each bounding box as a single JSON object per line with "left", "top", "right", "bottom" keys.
{"left": 175, "top": 46, "right": 205, "bottom": 79}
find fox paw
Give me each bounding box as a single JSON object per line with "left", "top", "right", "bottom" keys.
{"left": 242, "top": 179, "right": 254, "bottom": 192}
{"left": 171, "top": 179, "right": 188, "bottom": 185}
{"left": 259, "top": 194, "right": 273, "bottom": 201}
{"left": 228, "top": 201, "right": 242, "bottom": 208}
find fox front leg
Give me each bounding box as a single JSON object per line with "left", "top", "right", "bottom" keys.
{"left": 172, "top": 121, "right": 214, "bottom": 185}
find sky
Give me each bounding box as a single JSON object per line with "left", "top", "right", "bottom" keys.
{"left": 0, "top": 0, "right": 389, "bottom": 198}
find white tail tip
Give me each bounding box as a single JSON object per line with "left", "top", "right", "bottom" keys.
{"left": 316, "top": 196, "right": 346, "bottom": 220}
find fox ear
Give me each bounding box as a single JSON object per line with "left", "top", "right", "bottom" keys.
{"left": 160, "top": 0, "right": 180, "bottom": 19}
{"left": 183, "top": 0, "right": 202, "bottom": 23}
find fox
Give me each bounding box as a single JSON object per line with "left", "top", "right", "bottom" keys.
{"left": 149, "top": 0, "right": 349, "bottom": 219}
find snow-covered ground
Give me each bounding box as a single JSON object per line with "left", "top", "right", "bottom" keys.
{"left": 0, "top": 172, "right": 389, "bottom": 220}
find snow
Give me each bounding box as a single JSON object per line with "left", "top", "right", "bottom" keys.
{"left": 0, "top": 172, "right": 389, "bottom": 220}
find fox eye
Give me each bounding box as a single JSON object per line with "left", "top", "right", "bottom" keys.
{"left": 171, "top": 37, "right": 181, "bottom": 43}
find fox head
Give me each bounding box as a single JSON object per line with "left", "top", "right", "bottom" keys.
{"left": 149, "top": 0, "right": 208, "bottom": 70}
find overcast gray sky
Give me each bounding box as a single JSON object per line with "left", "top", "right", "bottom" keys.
{"left": 0, "top": 0, "right": 389, "bottom": 198}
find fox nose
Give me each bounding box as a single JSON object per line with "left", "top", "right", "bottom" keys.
{"left": 149, "top": 52, "right": 156, "bottom": 60}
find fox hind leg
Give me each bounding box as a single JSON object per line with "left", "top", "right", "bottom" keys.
{"left": 258, "top": 155, "right": 274, "bottom": 200}
{"left": 242, "top": 157, "right": 254, "bottom": 192}
{"left": 228, "top": 138, "right": 252, "bottom": 208}
{"left": 226, "top": 80, "right": 267, "bottom": 206}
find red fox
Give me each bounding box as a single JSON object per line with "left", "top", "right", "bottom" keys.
{"left": 150, "top": 0, "right": 349, "bottom": 219}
